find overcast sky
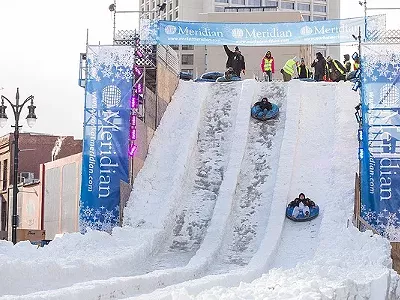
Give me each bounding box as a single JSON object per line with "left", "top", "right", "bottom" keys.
{"left": 0, "top": 0, "right": 398, "bottom": 139}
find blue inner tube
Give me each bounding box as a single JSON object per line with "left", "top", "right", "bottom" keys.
{"left": 286, "top": 205, "right": 319, "bottom": 222}
{"left": 251, "top": 103, "right": 279, "bottom": 121}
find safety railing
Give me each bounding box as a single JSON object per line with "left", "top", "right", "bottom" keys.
{"left": 157, "top": 45, "right": 180, "bottom": 76}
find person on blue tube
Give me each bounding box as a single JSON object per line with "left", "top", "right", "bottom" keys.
{"left": 288, "top": 193, "right": 315, "bottom": 218}
{"left": 254, "top": 97, "right": 273, "bottom": 111}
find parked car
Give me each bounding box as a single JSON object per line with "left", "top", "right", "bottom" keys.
{"left": 179, "top": 72, "right": 193, "bottom": 81}
{"left": 194, "top": 71, "right": 224, "bottom": 82}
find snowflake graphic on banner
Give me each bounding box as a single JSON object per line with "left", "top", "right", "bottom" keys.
{"left": 362, "top": 45, "right": 400, "bottom": 83}
{"left": 139, "top": 19, "right": 159, "bottom": 45}
{"left": 366, "top": 14, "right": 387, "bottom": 41}
{"left": 86, "top": 46, "right": 135, "bottom": 83}
{"left": 79, "top": 200, "right": 120, "bottom": 233}
{"left": 361, "top": 206, "right": 400, "bottom": 240}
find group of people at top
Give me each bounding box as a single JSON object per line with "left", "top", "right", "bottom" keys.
{"left": 221, "top": 45, "right": 360, "bottom": 83}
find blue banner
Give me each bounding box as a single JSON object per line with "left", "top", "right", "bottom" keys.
{"left": 140, "top": 15, "right": 385, "bottom": 46}
{"left": 360, "top": 44, "right": 400, "bottom": 241}
{"left": 79, "top": 46, "right": 134, "bottom": 233}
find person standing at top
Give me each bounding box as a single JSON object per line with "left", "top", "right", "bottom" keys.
{"left": 297, "top": 58, "right": 311, "bottom": 79}
{"left": 311, "top": 52, "right": 327, "bottom": 82}
{"left": 260, "top": 50, "right": 275, "bottom": 82}
{"left": 353, "top": 57, "right": 360, "bottom": 71}
{"left": 343, "top": 54, "right": 352, "bottom": 73}
{"left": 326, "top": 56, "right": 347, "bottom": 82}
{"left": 281, "top": 56, "right": 299, "bottom": 82}
{"left": 223, "top": 45, "right": 246, "bottom": 78}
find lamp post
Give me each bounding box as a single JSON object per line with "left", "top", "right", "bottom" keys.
{"left": 0, "top": 88, "right": 37, "bottom": 244}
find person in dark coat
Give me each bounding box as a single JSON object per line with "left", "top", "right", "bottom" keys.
{"left": 343, "top": 54, "right": 352, "bottom": 73}
{"left": 254, "top": 97, "right": 273, "bottom": 111}
{"left": 297, "top": 58, "right": 311, "bottom": 79}
{"left": 223, "top": 45, "right": 246, "bottom": 78}
{"left": 311, "top": 52, "right": 327, "bottom": 82}
{"left": 288, "top": 193, "right": 315, "bottom": 217}
{"left": 326, "top": 56, "right": 347, "bottom": 82}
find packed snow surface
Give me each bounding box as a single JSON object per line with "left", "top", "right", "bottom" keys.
{"left": 0, "top": 80, "right": 398, "bottom": 300}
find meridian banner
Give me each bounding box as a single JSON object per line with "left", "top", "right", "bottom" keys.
{"left": 360, "top": 44, "right": 400, "bottom": 241}
{"left": 79, "top": 46, "right": 134, "bottom": 233}
{"left": 140, "top": 15, "right": 386, "bottom": 46}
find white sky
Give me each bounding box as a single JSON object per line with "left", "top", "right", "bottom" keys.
{"left": 0, "top": 0, "right": 398, "bottom": 139}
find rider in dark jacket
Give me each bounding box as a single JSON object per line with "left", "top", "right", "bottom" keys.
{"left": 254, "top": 97, "right": 273, "bottom": 111}
{"left": 288, "top": 193, "right": 315, "bottom": 208}
{"left": 223, "top": 45, "right": 246, "bottom": 78}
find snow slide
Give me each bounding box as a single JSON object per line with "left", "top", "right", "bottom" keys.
{"left": 127, "top": 82, "right": 400, "bottom": 300}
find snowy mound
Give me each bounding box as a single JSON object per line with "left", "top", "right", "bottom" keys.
{"left": 0, "top": 80, "right": 398, "bottom": 300}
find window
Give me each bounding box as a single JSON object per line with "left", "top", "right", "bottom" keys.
{"left": 215, "top": 0, "right": 228, "bottom": 3}
{"left": 169, "top": 2, "right": 173, "bottom": 10}
{"left": 175, "top": 0, "right": 179, "bottom": 6}
{"left": 182, "top": 45, "right": 194, "bottom": 50}
{"left": 215, "top": 6, "right": 224, "bottom": 12}
{"left": 171, "top": 45, "right": 179, "bottom": 50}
{"left": 265, "top": 0, "right": 278, "bottom": 7}
{"left": 181, "top": 54, "right": 194, "bottom": 65}
{"left": 2, "top": 160, "right": 7, "bottom": 191}
{"left": 175, "top": 10, "right": 178, "bottom": 18}
{"left": 313, "top": 15, "right": 327, "bottom": 21}
{"left": 297, "top": 3, "right": 310, "bottom": 11}
{"left": 169, "top": 13, "right": 173, "bottom": 20}
{"left": 313, "top": 4, "right": 327, "bottom": 13}
{"left": 281, "top": 1, "right": 295, "bottom": 9}
{"left": 302, "top": 14, "right": 311, "bottom": 21}
{"left": 231, "top": 0, "right": 245, "bottom": 4}
{"left": 247, "top": 0, "right": 261, "bottom": 5}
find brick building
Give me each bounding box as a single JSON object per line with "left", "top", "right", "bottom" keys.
{"left": 0, "top": 133, "right": 82, "bottom": 238}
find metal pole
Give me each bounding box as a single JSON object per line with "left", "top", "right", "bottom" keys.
{"left": 364, "top": 0, "right": 367, "bottom": 42}
{"left": 113, "top": 0, "right": 117, "bottom": 43}
{"left": 11, "top": 88, "right": 20, "bottom": 245}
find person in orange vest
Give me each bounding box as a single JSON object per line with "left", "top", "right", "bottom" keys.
{"left": 260, "top": 51, "right": 275, "bottom": 82}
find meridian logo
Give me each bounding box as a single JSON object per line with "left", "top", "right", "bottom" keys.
{"left": 300, "top": 26, "right": 313, "bottom": 36}
{"left": 102, "top": 85, "right": 121, "bottom": 108}
{"left": 231, "top": 28, "right": 244, "bottom": 39}
{"left": 300, "top": 24, "right": 358, "bottom": 36}
{"left": 165, "top": 25, "right": 177, "bottom": 35}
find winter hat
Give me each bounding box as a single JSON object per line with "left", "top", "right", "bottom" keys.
{"left": 326, "top": 56, "right": 333, "bottom": 62}
{"left": 261, "top": 97, "right": 269, "bottom": 102}
{"left": 234, "top": 46, "right": 240, "bottom": 51}
{"left": 316, "top": 52, "right": 323, "bottom": 59}
{"left": 299, "top": 193, "right": 305, "bottom": 199}
{"left": 344, "top": 54, "right": 350, "bottom": 60}
{"left": 266, "top": 50, "right": 271, "bottom": 55}
{"left": 301, "top": 58, "right": 305, "bottom": 63}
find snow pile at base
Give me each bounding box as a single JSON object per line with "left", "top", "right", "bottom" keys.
{"left": 0, "top": 81, "right": 209, "bottom": 296}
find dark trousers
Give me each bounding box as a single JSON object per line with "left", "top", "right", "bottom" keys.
{"left": 263, "top": 70, "right": 272, "bottom": 82}
{"left": 233, "top": 68, "right": 241, "bottom": 77}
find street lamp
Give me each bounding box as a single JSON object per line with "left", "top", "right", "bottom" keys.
{"left": 0, "top": 88, "right": 37, "bottom": 244}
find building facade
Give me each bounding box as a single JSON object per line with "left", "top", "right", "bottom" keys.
{"left": 139, "top": 0, "right": 340, "bottom": 77}
{"left": 0, "top": 133, "right": 82, "bottom": 239}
